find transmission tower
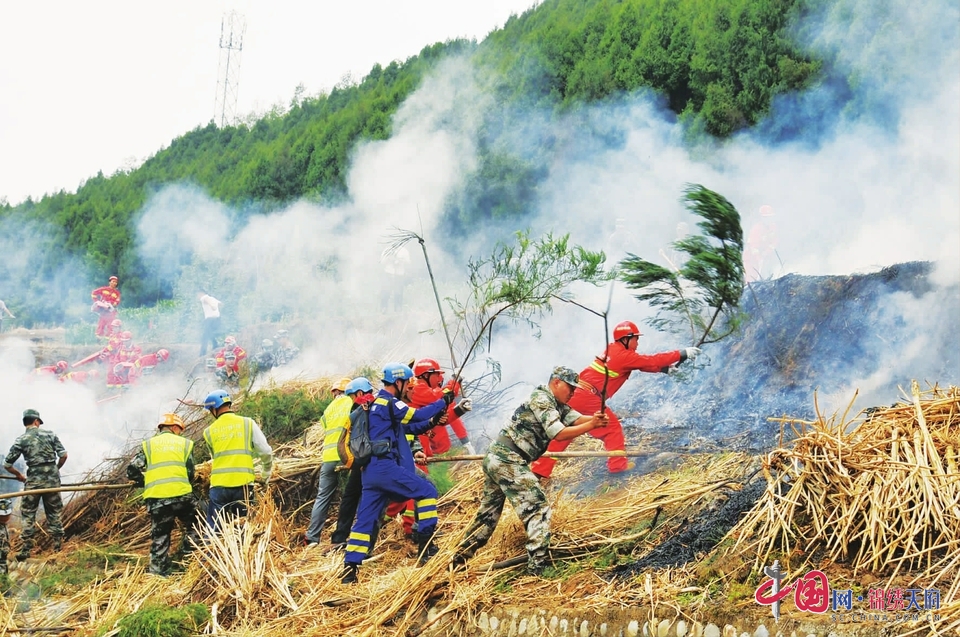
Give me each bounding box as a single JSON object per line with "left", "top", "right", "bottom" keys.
{"left": 214, "top": 11, "right": 246, "bottom": 127}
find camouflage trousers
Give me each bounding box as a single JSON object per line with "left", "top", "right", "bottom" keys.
{"left": 455, "top": 443, "right": 551, "bottom": 572}
{"left": 0, "top": 523, "right": 8, "bottom": 575}
{"left": 148, "top": 497, "right": 200, "bottom": 576}
{"left": 20, "top": 470, "right": 63, "bottom": 552}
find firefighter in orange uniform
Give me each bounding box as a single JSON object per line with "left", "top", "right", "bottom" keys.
{"left": 108, "top": 332, "right": 141, "bottom": 388}
{"left": 530, "top": 321, "right": 700, "bottom": 478}
{"left": 134, "top": 349, "right": 170, "bottom": 379}
{"left": 91, "top": 276, "right": 121, "bottom": 337}
{"left": 408, "top": 358, "right": 475, "bottom": 455}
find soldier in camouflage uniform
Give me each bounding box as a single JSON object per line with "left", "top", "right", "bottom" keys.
{"left": 452, "top": 367, "right": 607, "bottom": 575}
{"left": 4, "top": 409, "right": 68, "bottom": 560}
{"left": 126, "top": 413, "right": 200, "bottom": 576}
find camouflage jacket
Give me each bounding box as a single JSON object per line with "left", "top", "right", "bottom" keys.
{"left": 498, "top": 385, "right": 583, "bottom": 461}
{"left": 4, "top": 427, "right": 66, "bottom": 478}
{"left": 127, "top": 447, "right": 197, "bottom": 513}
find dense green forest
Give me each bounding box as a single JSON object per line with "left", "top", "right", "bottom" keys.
{"left": 0, "top": 0, "right": 822, "bottom": 318}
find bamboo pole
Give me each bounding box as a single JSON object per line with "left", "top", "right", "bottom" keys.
{"left": 0, "top": 483, "right": 134, "bottom": 500}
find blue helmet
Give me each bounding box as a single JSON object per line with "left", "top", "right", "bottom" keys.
{"left": 203, "top": 389, "right": 232, "bottom": 410}
{"left": 344, "top": 377, "right": 373, "bottom": 395}
{"left": 381, "top": 362, "right": 414, "bottom": 384}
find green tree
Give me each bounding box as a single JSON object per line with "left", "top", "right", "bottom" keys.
{"left": 619, "top": 184, "right": 744, "bottom": 346}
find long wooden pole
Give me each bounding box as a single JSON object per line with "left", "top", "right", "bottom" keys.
{"left": 0, "top": 483, "right": 134, "bottom": 500}
{"left": 425, "top": 449, "right": 660, "bottom": 463}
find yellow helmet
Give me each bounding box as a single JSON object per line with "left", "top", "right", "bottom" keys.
{"left": 159, "top": 413, "right": 185, "bottom": 430}
{"left": 332, "top": 377, "right": 352, "bottom": 393}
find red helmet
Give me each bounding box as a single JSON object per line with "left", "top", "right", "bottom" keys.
{"left": 413, "top": 358, "right": 442, "bottom": 378}
{"left": 120, "top": 331, "right": 132, "bottom": 341}
{"left": 224, "top": 336, "right": 237, "bottom": 347}
{"left": 612, "top": 321, "right": 642, "bottom": 341}
{"left": 156, "top": 349, "right": 170, "bottom": 361}
{"left": 56, "top": 361, "right": 68, "bottom": 373}
{"left": 109, "top": 275, "right": 118, "bottom": 282}
{"left": 110, "top": 319, "right": 122, "bottom": 328}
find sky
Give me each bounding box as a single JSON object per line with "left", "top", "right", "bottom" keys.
{"left": 0, "top": 0, "right": 538, "bottom": 205}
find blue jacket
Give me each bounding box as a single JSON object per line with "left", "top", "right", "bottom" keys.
{"left": 369, "top": 389, "right": 446, "bottom": 468}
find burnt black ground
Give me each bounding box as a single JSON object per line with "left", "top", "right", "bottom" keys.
{"left": 611, "top": 478, "right": 766, "bottom": 576}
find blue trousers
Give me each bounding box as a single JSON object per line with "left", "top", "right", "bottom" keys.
{"left": 344, "top": 457, "right": 437, "bottom": 566}
{"left": 207, "top": 484, "right": 252, "bottom": 530}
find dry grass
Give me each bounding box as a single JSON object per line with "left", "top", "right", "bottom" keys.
{"left": 9, "top": 447, "right": 748, "bottom": 636}
{"left": 726, "top": 381, "right": 960, "bottom": 634}
{"left": 11, "top": 378, "right": 957, "bottom": 636}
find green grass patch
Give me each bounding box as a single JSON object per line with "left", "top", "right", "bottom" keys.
{"left": 427, "top": 456, "right": 457, "bottom": 496}
{"left": 238, "top": 387, "right": 330, "bottom": 443}
{"left": 36, "top": 545, "right": 138, "bottom": 594}
{"left": 65, "top": 322, "right": 98, "bottom": 346}
{"left": 110, "top": 603, "right": 210, "bottom": 637}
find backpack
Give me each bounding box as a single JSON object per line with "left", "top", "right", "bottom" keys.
{"left": 337, "top": 400, "right": 400, "bottom": 468}
{"left": 338, "top": 406, "right": 377, "bottom": 469}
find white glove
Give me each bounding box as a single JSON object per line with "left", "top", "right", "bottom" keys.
{"left": 683, "top": 347, "right": 701, "bottom": 362}
{"left": 459, "top": 399, "right": 473, "bottom": 412}
{"left": 463, "top": 441, "right": 477, "bottom": 455}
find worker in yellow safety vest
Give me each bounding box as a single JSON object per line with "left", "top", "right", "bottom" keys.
{"left": 126, "top": 413, "right": 200, "bottom": 575}
{"left": 201, "top": 389, "right": 274, "bottom": 530}
{"left": 304, "top": 377, "right": 354, "bottom": 545}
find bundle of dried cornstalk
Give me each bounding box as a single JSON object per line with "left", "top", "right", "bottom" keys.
{"left": 731, "top": 382, "right": 960, "bottom": 597}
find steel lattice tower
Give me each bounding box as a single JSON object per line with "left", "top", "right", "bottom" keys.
{"left": 214, "top": 11, "right": 246, "bottom": 128}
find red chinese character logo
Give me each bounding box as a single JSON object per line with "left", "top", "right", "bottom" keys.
{"left": 794, "top": 570, "right": 829, "bottom": 613}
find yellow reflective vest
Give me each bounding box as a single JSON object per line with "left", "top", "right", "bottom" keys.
{"left": 142, "top": 432, "right": 194, "bottom": 499}
{"left": 321, "top": 394, "right": 353, "bottom": 463}
{"left": 204, "top": 413, "right": 256, "bottom": 488}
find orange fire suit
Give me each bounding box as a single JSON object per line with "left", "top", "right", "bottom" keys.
{"left": 408, "top": 378, "right": 467, "bottom": 455}
{"left": 107, "top": 344, "right": 141, "bottom": 387}
{"left": 530, "top": 342, "right": 681, "bottom": 477}
{"left": 91, "top": 286, "right": 121, "bottom": 336}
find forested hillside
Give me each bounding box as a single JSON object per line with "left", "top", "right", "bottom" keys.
{"left": 1, "top": 0, "right": 822, "bottom": 316}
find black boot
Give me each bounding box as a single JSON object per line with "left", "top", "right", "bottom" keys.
{"left": 53, "top": 537, "right": 62, "bottom": 552}
{"left": 415, "top": 531, "right": 438, "bottom": 566}
{"left": 449, "top": 553, "right": 468, "bottom": 573}
{"left": 340, "top": 563, "right": 359, "bottom": 584}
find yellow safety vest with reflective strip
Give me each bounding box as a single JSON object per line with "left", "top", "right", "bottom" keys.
{"left": 321, "top": 395, "right": 354, "bottom": 463}
{"left": 589, "top": 359, "right": 621, "bottom": 378}
{"left": 204, "top": 413, "right": 256, "bottom": 488}
{"left": 142, "top": 432, "right": 193, "bottom": 499}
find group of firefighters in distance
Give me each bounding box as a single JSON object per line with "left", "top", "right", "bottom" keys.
{"left": 47, "top": 315, "right": 171, "bottom": 388}
{"left": 116, "top": 319, "right": 697, "bottom": 582}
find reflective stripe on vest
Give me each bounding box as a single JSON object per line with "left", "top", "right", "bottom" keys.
{"left": 204, "top": 413, "right": 255, "bottom": 488}
{"left": 589, "top": 359, "right": 620, "bottom": 378}
{"left": 142, "top": 432, "right": 193, "bottom": 499}
{"left": 321, "top": 395, "right": 353, "bottom": 463}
